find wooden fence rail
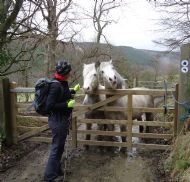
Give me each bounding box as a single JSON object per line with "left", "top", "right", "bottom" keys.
{"left": 133, "top": 79, "right": 176, "bottom": 89}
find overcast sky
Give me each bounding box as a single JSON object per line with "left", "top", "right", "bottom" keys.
{"left": 77, "top": 0, "right": 165, "bottom": 51}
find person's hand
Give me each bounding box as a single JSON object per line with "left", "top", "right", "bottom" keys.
{"left": 67, "top": 99, "right": 75, "bottom": 108}
{"left": 73, "top": 83, "right": 80, "bottom": 92}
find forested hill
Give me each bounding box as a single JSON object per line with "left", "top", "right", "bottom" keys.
{"left": 115, "top": 45, "right": 179, "bottom": 66}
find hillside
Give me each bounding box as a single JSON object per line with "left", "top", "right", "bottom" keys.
{"left": 115, "top": 45, "right": 180, "bottom": 67}
{"left": 116, "top": 46, "right": 153, "bottom": 65}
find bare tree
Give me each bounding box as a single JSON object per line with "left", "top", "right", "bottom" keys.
{"left": 0, "top": 0, "right": 23, "bottom": 50}
{"left": 92, "top": 0, "right": 123, "bottom": 43}
{"left": 0, "top": 0, "right": 78, "bottom": 77}
{"left": 150, "top": 0, "right": 190, "bottom": 50}
{"left": 78, "top": 0, "right": 124, "bottom": 67}
{"left": 33, "top": 0, "right": 77, "bottom": 77}
{"left": 0, "top": 0, "right": 42, "bottom": 76}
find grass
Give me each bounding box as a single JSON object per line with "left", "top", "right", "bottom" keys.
{"left": 164, "top": 132, "right": 190, "bottom": 181}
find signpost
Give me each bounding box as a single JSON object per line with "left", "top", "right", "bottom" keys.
{"left": 178, "top": 43, "right": 190, "bottom": 134}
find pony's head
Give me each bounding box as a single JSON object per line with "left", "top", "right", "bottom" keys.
{"left": 82, "top": 63, "right": 99, "bottom": 92}
{"left": 99, "top": 60, "right": 125, "bottom": 89}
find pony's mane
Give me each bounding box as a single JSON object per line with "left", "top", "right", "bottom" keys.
{"left": 114, "top": 69, "right": 126, "bottom": 89}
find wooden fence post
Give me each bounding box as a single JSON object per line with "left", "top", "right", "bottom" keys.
{"left": 9, "top": 82, "right": 18, "bottom": 144}
{"left": 0, "top": 78, "right": 7, "bottom": 144}
{"left": 71, "top": 116, "right": 77, "bottom": 148}
{"left": 178, "top": 44, "right": 190, "bottom": 135}
{"left": 127, "top": 94, "right": 133, "bottom": 152}
{"left": 0, "top": 78, "right": 15, "bottom": 145}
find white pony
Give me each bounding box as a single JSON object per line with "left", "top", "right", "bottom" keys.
{"left": 98, "top": 61, "right": 128, "bottom": 151}
{"left": 98, "top": 60, "right": 154, "bottom": 148}
{"left": 82, "top": 63, "right": 105, "bottom": 149}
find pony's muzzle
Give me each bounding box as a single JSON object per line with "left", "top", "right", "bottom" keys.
{"left": 109, "top": 77, "right": 116, "bottom": 85}
{"left": 83, "top": 87, "right": 90, "bottom": 92}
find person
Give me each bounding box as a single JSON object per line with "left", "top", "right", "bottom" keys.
{"left": 44, "top": 60, "right": 80, "bottom": 182}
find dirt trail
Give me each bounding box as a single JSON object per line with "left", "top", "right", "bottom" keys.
{"left": 66, "top": 149, "right": 158, "bottom": 182}
{"left": 0, "top": 143, "right": 161, "bottom": 182}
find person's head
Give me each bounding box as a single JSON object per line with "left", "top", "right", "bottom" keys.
{"left": 55, "top": 60, "right": 71, "bottom": 79}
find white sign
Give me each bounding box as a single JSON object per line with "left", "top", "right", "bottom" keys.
{"left": 181, "top": 66, "right": 188, "bottom": 73}
{"left": 181, "top": 60, "right": 189, "bottom": 66}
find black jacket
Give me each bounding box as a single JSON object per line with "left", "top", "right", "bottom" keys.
{"left": 45, "top": 79, "right": 75, "bottom": 122}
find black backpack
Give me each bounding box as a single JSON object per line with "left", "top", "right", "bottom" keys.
{"left": 34, "top": 78, "right": 62, "bottom": 116}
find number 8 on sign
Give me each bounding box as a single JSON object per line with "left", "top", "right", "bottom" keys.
{"left": 181, "top": 66, "right": 188, "bottom": 73}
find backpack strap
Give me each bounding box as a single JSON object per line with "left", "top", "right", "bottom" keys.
{"left": 51, "top": 80, "right": 64, "bottom": 100}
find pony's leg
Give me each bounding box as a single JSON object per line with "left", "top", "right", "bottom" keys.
{"left": 144, "top": 112, "right": 154, "bottom": 133}
{"left": 139, "top": 113, "right": 146, "bottom": 133}
{"left": 142, "top": 112, "right": 153, "bottom": 143}
{"left": 120, "top": 125, "right": 127, "bottom": 153}
{"left": 97, "top": 124, "right": 104, "bottom": 141}
{"left": 120, "top": 125, "right": 127, "bottom": 142}
{"left": 102, "top": 124, "right": 109, "bottom": 141}
{"left": 107, "top": 124, "right": 114, "bottom": 141}
{"left": 85, "top": 123, "right": 92, "bottom": 150}
{"left": 141, "top": 113, "right": 146, "bottom": 133}
{"left": 113, "top": 124, "right": 122, "bottom": 142}
{"left": 106, "top": 124, "right": 121, "bottom": 153}
{"left": 96, "top": 124, "right": 106, "bottom": 152}
{"left": 86, "top": 123, "right": 92, "bottom": 140}
{"left": 139, "top": 125, "right": 144, "bottom": 133}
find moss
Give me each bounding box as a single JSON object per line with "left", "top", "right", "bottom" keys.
{"left": 176, "top": 160, "right": 190, "bottom": 170}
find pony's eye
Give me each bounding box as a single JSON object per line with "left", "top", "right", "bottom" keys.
{"left": 114, "top": 75, "right": 116, "bottom": 79}
{"left": 94, "top": 73, "right": 97, "bottom": 77}
{"left": 101, "top": 71, "right": 104, "bottom": 74}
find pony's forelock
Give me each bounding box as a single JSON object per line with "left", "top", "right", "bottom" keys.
{"left": 83, "top": 63, "right": 99, "bottom": 91}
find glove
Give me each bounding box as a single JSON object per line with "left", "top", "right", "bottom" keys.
{"left": 67, "top": 99, "right": 75, "bottom": 108}
{"left": 73, "top": 83, "right": 80, "bottom": 92}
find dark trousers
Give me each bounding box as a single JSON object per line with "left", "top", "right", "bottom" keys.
{"left": 44, "top": 119, "right": 69, "bottom": 181}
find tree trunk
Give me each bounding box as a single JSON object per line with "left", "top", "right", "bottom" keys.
{"left": 46, "top": 1, "right": 58, "bottom": 78}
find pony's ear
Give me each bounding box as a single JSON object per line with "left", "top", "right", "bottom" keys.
{"left": 95, "top": 61, "right": 100, "bottom": 69}
{"left": 110, "top": 59, "right": 113, "bottom": 64}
